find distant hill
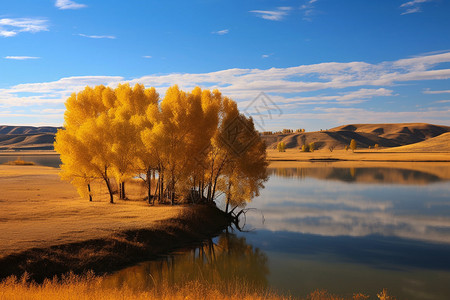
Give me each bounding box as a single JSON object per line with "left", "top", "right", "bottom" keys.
{"left": 0, "top": 126, "right": 60, "bottom": 151}
{"left": 1, "top": 123, "right": 449, "bottom": 152}
{"left": 381, "top": 132, "right": 450, "bottom": 152}
{"left": 0, "top": 126, "right": 58, "bottom": 135}
{"left": 262, "top": 123, "right": 450, "bottom": 150}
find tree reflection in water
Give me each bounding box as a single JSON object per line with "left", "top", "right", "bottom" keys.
{"left": 103, "top": 231, "right": 269, "bottom": 292}
{"left": 269, "top": 167, "right": 443, "bottom": 185}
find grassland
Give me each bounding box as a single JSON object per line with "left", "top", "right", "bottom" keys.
{"left": 0, "top": 165, "right": 231, "bottom": 283}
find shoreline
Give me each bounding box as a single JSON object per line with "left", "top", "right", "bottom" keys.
{"left": 0, "top": 205, "right": 230, "bottom": 282}
{"left": 266, "top": 149, "right": 450, "bottom": 162}
{"left": 2, "top": 149, "right": 450, "bottom": 162}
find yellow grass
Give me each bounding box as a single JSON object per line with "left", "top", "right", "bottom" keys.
{"left": 0, "top": 273, "right": 397, "bottom": 300}
{"left": 0, "top": 165, "right": 184, "bottom": 257}
{"left": 0, "top": 272, "right": 289, "bottom": 300}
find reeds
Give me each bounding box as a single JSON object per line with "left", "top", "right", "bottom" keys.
{"left": 0, "top": 272, "right": 396, "bottom": 300}
{"left": 0, "top": 272, "right": 287, "bottom": 300}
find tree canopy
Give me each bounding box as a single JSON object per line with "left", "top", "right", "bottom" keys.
{"left": 55, "top": 84, "right": 268, "bottom": 211}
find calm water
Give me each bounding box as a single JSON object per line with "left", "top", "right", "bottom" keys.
{"left": 109, "top": 163, "right": 450, "bottom": 299}
{"left": 0, "top": 155, "right": 61, "bottom": 168}
{"left": 3, "top": 156, "right": 449, "bottom": 298}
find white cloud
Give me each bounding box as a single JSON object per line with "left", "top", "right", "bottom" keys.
{"left": 400, "top": 0, "right": 433, "bottom": 14}
{"left": 250, "top": 7, "right": 292, "bottom": 21}
{"left": 55, "top": 0, "right": 86, "bottom": 10}
{"left": 423, "top": 89, "right": 450, "bottom": 94}
{"left": 143, "top": 55, "right": 152, "bottom": 59}
{"left": 77, "top": 33, "right": 116, "bottom": 39}
{"left": 300, "top": 0, "right": 319, "bottom": 21}
{"left": 0, "top": 30, "right": 16, "bottom": 37}
{"left": 401, "top": 0, "right": 431, "bottom": 7}
{"left": 1, "top": 52, "right": 450, "bottom": 127}
{"left": 4, "top": 56, "right": 40, "bottom": 60}
{"left": 212, "top": 29, "right": 229, "bottom": 35}
{"left": 0, "top": 18, "right": 48, "bottom": 37}
{"left": 262, "top": 54, "right": 272, "bottom": 58}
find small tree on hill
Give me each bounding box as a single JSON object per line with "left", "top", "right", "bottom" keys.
{"left": 350, "top": 139, "right": 357, "bottom": 152}
{"left": 277, "top": 142, "right": 286, "bottom": 152}
{"left": 301, "top": 144, "right": 309, "bottom": 152}
{"left": 309, "top": 142, "right": 315, "bottom": 152}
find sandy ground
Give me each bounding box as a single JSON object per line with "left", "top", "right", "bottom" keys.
{"left": 0, "top": 165, "right": 184, "bottom": 258}
{"left": 267, "top": 148, "right": 450, "bottom": 162}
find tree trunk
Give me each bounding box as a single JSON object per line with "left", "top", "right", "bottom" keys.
{"left": 160, "top": 172, "right": 164, "bottom": 203}
{"left": 171, "top": 174, "right": 175, "bottom": 206}
{"left": 104, "top": 166, "right": 114, "bottom": 203}
{"left": 87, "top": 183, "right": 92, "bottom": 202}
{"left": 119, "top": 181, "right": 126, "bottom": 200}
{"left": 147, "top": 168, "right": 152, "bottom": 204}
{"left": 104, "top": 178, "right": 114, "bottom": 204}
{"left": 225, "top": 181, "right": 232, "bottom": 213}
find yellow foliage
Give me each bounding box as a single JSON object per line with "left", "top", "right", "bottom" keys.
{"left": 55, "top": 83, "right": 267, "bottom": 206}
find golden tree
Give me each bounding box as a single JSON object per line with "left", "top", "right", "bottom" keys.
{"left": 350, "top": 139, "right": 357, "bottom": 152}
{"left": 56, "top": 84, "right": 267, "bottom": 209}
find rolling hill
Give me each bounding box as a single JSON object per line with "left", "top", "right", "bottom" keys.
{"left": 1, "top": 123, "right": 449, "bottom": 152}
{"left": 0, "top": 126, "right": 59, "bottom": 151}
{"left": 381, "top": 132, "right": 450, "bottom": 152}
{"left": 262, "top": 123, "right": 450, "bottom": 151}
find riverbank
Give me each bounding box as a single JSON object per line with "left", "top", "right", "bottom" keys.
{"left": 267, "top": 148, "right": 450, "bottom": 162}
{"left": 0, "top": 165, "right": 230, "bottom": 282}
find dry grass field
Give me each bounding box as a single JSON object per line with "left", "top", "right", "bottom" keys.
{"left": 0, "top": 165, "right": 186, "bottom": 257}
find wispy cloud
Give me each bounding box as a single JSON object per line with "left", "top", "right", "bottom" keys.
{"left": 55, "top": 0, "right": 86, "bottom": 10}
{"left": 212, "top": 29, "right": 229, "bottom": 35}
{"left": 0, "top": 18, "right": 48, "bottom": 37}
{"left": 77, "top": 33, "right": 116, "bottom": 39}
{"left": 143, "top": 55, "right": 152, "bottom": 59}
{"left": 423, "top": 89, "right": 450, "bottom": 94}
{"left": 4, "top": 56, "right": 40, "bottom": 60}
{"left": 1, "top": 52, "right": 450, "bottom": 127}
{"left": 262, "top": 54, "right": 272, "bottom": 58}
{"left": 400, "top": 0, "right": 433, "bottom": 15}
{"left": 300, "top": 0, "right": 319, "bottom": 21}
{"left": 250, "top": 7, "right": 292, "bottom": 21}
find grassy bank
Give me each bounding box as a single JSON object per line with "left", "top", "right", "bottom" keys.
{"left": 0, "top": 165, "right": 232, "bottom": 282}
{"left": 0, "top": 205, "right": 230, "bottom": 283}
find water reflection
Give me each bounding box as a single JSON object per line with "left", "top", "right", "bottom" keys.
{"left": 242, "top": 166, "right": 450, "bottom": 244}
{"left": 107, "top": 165, "right": 450, "bottom": 299}
{"left": 105, "top": 232, "right": 268, "bottom": 291}
{"left": 0, "top": 155, "right": 61, "bottom": 168}
{"left": 269, "top": 167, "right": 443, "bottom": 185}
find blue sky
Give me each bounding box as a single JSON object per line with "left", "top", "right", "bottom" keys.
{"left": 1, "top": 0, "right": 450, "bottom": 131}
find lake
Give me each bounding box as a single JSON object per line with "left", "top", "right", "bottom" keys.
{"left": 108, "top": 161, "right": 450, "bottom": 299}
{"left": 0, "top": 154, "right": 61, "bottom": 168}
{"left": 2, "top": 155, "right": 449, "bottom": 298}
